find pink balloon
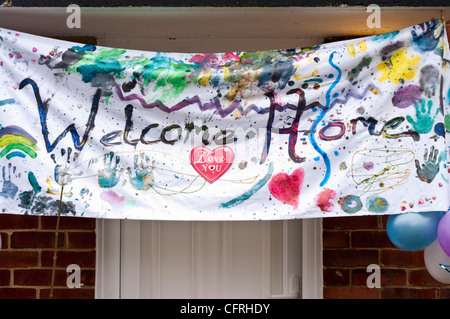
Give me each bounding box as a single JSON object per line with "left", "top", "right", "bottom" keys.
{"left": 437, "top": 212, "right": 450, "bottom": 257}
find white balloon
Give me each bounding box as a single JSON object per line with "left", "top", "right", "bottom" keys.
{"left": 424, "top": 239, "right": 450, "bottom": 284}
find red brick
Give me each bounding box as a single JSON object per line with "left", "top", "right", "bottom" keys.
{"left": 13, "top": 269, "right": 71, "bottom": 287}
{"left": 439, "top": 288, "right": 450, "bottom": 299}
{"left": 0, "top": 214, "right": 38, "bottom": 230}
{"left": 67, "top": 232, "right": 96, "bottom": 249}
{"left": 323, "top": 230, "right": 350, "bottom": 248}
{"left": 409, "top": 268, "right": 450, "bottom": 286}
{"left": 0, "top": 287, "right": 36, "bottom": 299}
{"left": 381, "top": 249, "right": 425, "bottom": 267}
{"left": 323, "top": 268, "right": 349, "bottom": 286}
{"left": 0, "top": 269, "right": 10, "bottom": 286}
{"left": 323, "top": 216, "right": 379, "bottom": 230}
{"left": 0, "top": 232, "right": 7, "bottom": 249}
{"left": 0, "top": 251, "right": 39, "bottom": 268}
{"left": 323, "top": 286, "right": 379, "bottom": 299}
{"left": 381, "top": 287, "right": 436, "bottom": 299}
{"left": 352, "top": 267, "right": 407, "bottom": 286}
{"left": 40, "top": 287, "right": 95, "bottom": 299}
{"left": 40, "top": 216, "right": 95, "bottom": 230}
{"left": 351, "top": 230, "right": 395, "bottom": 248}
{"left": 10, "top": 231, "right": 64, "bottom": 249}
{"left": 41, "top": 250, "right": 96, "bottom": 268}
{"left": 323, "top": 249, "right": 378, "bottom": 267}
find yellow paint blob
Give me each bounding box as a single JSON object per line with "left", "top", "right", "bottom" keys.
{"left": 377, "top": 49, "right": 421, "bottom": 84}
{"left": 293, "top": 68, "right": 319, "bottom": 81}
{"left": 347, "top": 41, "right": 367, "bottom": 57}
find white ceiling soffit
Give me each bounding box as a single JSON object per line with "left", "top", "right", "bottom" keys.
{"left": 0, "top": 6, "right": 448, "bottom": 51}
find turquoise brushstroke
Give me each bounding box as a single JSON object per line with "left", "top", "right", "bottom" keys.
{"left": 0, "top": 98, "right": 16, "bottom": 106}
{"left": 220, "top": 162, "right": 274, "bottom": 209}
{"left": 27, "top": 171, "right": 41, "bottom": 193}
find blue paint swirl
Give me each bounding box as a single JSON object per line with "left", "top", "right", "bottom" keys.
{"left": 308, "top": 51, "right": 342, "bottom": 187}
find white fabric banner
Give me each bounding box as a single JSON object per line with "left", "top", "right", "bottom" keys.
{"left": 0, "top": 19, "right": 449, "bottom": 220}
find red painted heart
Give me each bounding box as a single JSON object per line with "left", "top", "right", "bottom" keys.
{"left": 268, "top": 168, "right": 305, "bottom": 210}
{"left": 190, "top": 146, "right": 235, "bottom": 183}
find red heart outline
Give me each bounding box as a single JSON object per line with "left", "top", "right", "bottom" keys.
{"left": 190, "top": 146, "right": 235, "bottom": 183}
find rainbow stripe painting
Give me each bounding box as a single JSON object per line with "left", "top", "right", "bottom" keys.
{"left": 0, "top": 125, "right": 38, "bottom": 160}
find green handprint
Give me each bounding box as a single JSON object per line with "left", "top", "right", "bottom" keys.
{"left": 406, "top": 98, "right": 439, "bottom": 134}
{"left": 98, "top": 152, "right": 123, "bottom": 188}
{"left": 127, "top": 153, "right": 154, "bottom": 191}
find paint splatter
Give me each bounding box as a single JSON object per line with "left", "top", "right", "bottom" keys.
{"left": 391, "top": 84, "right": 422, "bottom": 109}
{"left": 268, "top": 167, "right": 304, "bottom": 210}
{"left": 100, "top": 190, "right": 136, "bottom": 210}
{"left": 434, "top": 122, "right": 445, "bottom": 137}
{"left": 348, "top": 55, "right": 372, "bottom": 81}
{"left": 18, "top": 191, "right": 76, "bottom": 216}
{"left": 419, "top": 65, "right": 440, "bottom": 98}
{"left": 411, "top": 20, "right": 443, "bottom": 53}
{"left": 339, "top": 195, "right": 363, "bottom": 214}
{"left": 363, "top": 162, "right": 374, "bottom": 170}
{"left": 366, "top": 195, "right": 389, "bottom": 213}
{"left": 377, "top": 49, "right": 420, "bottom": 84}
{"left": 314, "top": 188, "right": 337, "bottom": 212}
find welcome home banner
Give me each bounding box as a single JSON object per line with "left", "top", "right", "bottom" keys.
{"left": 0, "top": 19, "right": 449, "bottom": 220}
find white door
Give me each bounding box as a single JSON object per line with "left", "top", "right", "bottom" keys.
{"left": 97, "top": 218, "right": 322, "bottom": 299}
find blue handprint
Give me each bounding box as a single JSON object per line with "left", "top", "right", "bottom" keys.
{"left": 98, "top": 152, "right": 123, "bottom": 188}
{"left": 415, "top": 146, "right": 442, "bottom": 183}
{"left": 0, "top": 163, "right": 19, "bottom": 199}
{"left": 406, "top": 98, "right": 439, "bottom": 134}
{"left": 127, "top": 153, "right": 154, "bottom": 191}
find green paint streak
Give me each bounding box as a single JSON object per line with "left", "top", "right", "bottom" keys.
{"left": 139, "top": 54, "right": 195, "bottom": 103}
{"left": 28, "top": 171, "right": 41, "bottom": 193}
{"left": 61, "top": 45, "right": 305, "bottom": 103}
{"left": 348, "top": 55, "right": 372, "bottom": 80}
{"left": 0, "top": 135, "right": 38, "bottom": 149}
{"left": 444, "top": 114, "right": 450, "bottom": 131}
{"left": 0, "top": 143, "right": 37, "bottom": 158}
{"left": 220, "top": 162, "right": 274, "bottom": 208}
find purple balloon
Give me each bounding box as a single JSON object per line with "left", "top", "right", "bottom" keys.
{"left": 438, "top": 212, "right": 450, "bottom": 257}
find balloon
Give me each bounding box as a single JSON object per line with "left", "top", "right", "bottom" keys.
{"left": 386, "top": 211, "right": 444, "bottom": 251}
{"left": 424, "top": 239, "right": 450, "bottom": 284}
{"left": 437, "top": 212, "right": 450, "bottom": 257}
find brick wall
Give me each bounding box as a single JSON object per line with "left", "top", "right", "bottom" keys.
{"left": 323, "top": 215, "right": 450, "bottom": 299}
{"left": 0, "top": 214, "right": 96, "bottom": 299}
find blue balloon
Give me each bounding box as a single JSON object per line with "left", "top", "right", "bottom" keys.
{"left": 386, "top": 211, "right": 444, "bottom": 251}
